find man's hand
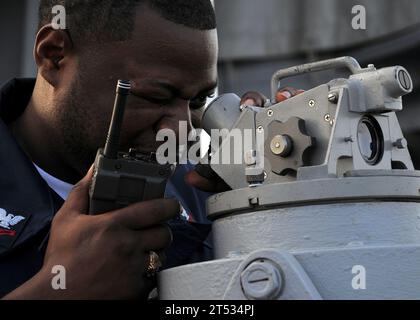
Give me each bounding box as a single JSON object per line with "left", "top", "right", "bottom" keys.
{"left": 241, "top": 87, "right": 305, "bottom": 106}
{"left": 4, "top": 167, "right": 179, "bottom": 300}
{"left": 186, "top": 88, "right": 304, "bottom": 193}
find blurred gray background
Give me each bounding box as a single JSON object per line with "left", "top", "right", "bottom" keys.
{"left": 1, "top": 0, "right": 420, "bottom": 166}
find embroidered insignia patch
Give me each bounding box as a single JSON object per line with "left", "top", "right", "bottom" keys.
{"left": 0, "top": 208, "right": 26, "bottom": 236}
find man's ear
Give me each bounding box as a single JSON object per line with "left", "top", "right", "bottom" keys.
{"left": 34, "top": 24, "right": 74, "bottom": 87}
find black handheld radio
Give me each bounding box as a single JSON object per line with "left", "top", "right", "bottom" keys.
{"left": 89, "top": 80, "right": 174, "bottom": 215}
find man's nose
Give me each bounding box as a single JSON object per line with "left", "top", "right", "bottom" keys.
{"left": 156, "top": 100, "right": 193, "bottom": 139}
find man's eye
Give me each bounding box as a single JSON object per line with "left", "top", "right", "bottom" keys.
{"left": 190, "top": 94, "right": 215, "bottom": 110}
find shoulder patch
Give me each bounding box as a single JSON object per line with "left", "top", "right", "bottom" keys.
{"left": 0, "top": 208, "right": 30, "bottom": 251}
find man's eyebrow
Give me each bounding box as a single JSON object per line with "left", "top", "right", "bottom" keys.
{"left": 147, "top": 80, "right": 179, "bottom": 95}
{"left": 146, "top": 79, "right": 218, "bottom": 98}
{"left": 199, "top": 81, "right": 218, "bottom": 95}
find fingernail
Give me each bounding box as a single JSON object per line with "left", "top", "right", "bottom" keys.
{"left": 280, "top": 91, "right": 292, "bottom": 99}
{"left": 243, "top": 99, "right": 256, "bottom": 106}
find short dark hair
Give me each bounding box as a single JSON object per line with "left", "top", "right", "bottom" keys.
{"left": 38, "top": 0, "right": 216, "bottom": 44}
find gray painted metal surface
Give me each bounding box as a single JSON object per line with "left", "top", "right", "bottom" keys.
{"left": 204, "top": 58, "right": 413, "bottom": 189}
{"left": 159, "top": 57, "right": 420, "bottom": 300}
{"left": 211, "top": 202, "right": 420, "bottom": 258}
{"left": 160, "top": 245, "right": 420, "bottom": 299}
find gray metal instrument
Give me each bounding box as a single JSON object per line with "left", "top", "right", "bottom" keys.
{"left": 158, "top": 57, "right": 420, "bottom": 300}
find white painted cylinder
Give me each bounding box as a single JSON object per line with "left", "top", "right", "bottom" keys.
{"left": 212, "top": 202, "right": 420, "bottom": 259}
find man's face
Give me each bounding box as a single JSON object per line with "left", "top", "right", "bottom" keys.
{"left": 52, "top": 4, "right": 218, "bottom": 174}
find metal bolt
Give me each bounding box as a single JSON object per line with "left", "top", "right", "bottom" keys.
{"left": 267, "top": 109, "right": 274, "bottom": 117}
{"left": 264, "top": 171, "right": 268, "bottom": 180}
{"left": 324, "top": 114, "right": 332, "bottom": 122}
{"left": 328, "top": 92, "right": 338, "bottom": 104}
{"left": 270, "top": 135, "right": 293, "bottom": 157}
{"left": 308, "top": 99, "right": 316, "bottom": 108}
{"left": 368, "top": 64, "right": 375, "bottom": 69}
{"left": 249, "top": 197, "right": 259, "bottom": 206}
{"left": 393, "top": 138, "right": 407, "bottom": 149}
{"left": 241, "top": 260, "right": 283, "bottom": 300}
{"left": 240, "top": 104, "right": 246, "bottom": 112}
{"left": 257, "top": 126, "right": 264, "bottom": 133}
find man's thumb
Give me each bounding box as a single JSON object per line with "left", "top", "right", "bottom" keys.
{"left": 62, "top": 165, "right": 94, "bottom": 214}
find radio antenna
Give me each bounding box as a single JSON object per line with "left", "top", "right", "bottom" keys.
{"left": 103, "top": 80, "right": 131, "bottom": 159}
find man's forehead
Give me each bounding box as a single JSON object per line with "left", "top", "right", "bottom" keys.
{"left": 79, "top": 4, "right": 218, "bottom": 96}
{"left": 124, "top": 5, "right": 218, "bottom": 96}
{"left": 129, "top": 4, "right": 218, "bottom": 67}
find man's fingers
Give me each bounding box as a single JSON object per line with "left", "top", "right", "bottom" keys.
{"left": 243, "top": 99, "right": 256, "bottom": 106}
{"left": 62, "top": 165, "right": 94, "bottom": 214}
{"left": 281, "top": 86, "right": 299, "bottom": 96}
{"left": 185, "top": 170, "right": 230, "bottom": 192}
{"left": 240, "top": 91, "right": 268, "bottom": 107}
{"left": 241, "top": 88, "right": 304, "bottom": 106}
{"left": 276, "top": 90, "right": 292, "bottom": 102}
{"left": 136, "top": 225, "right": 173, "bottom": 252}
{"left": 276, "top": 87, "right": 305, "bottom": 102}
{"left": 185, "top": 170, "right": 217, "bottom": 191}
{"left": 107, "top": 199, "right": 180, "bottom": 230}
